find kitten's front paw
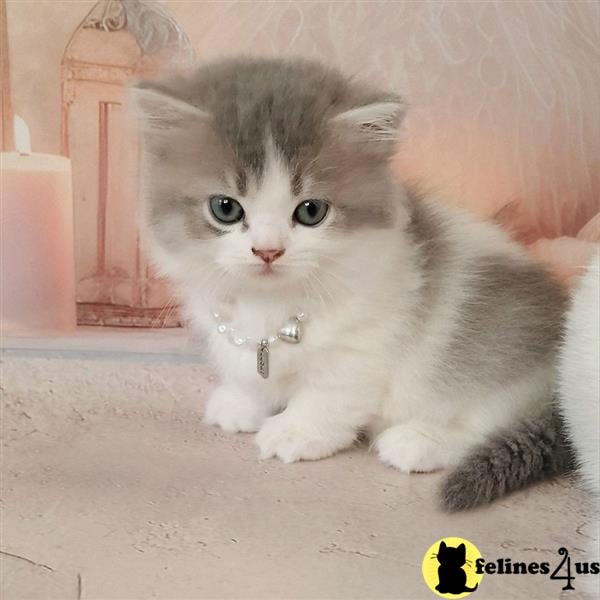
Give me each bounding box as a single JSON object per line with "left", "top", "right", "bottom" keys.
{"left": 256, "top": 412, "right": 356, "bottom": 463}
{"left": 204, "top": 385, "right": 268, "bottom": 433}
{"left": 375, "top": 423, "right": 450, "bottom": 473}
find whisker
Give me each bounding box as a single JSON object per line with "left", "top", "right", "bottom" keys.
{"left": 151, "top": 295, "right": 175, "bottom": 329}
{"left": 312, "top": 271, "right": 336, "bottom": 306}
{"left": 161, "top": 300, "right": 178, "bottom": 328}
{"left": 309, "top": 271, "right": 335, "bottom": 308}
{"left": 306, "top": 273, "right": 326, "bottom": 308}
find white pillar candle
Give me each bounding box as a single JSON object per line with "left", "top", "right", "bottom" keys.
{"left": 1, "top": 119, "right": 76, "bottom": 332}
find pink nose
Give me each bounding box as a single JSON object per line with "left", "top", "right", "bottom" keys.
{"left": 252, "top": 247, "right": 285, "bottom": 264}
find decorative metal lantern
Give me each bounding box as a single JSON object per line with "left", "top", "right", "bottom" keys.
{"left": 61, "top": 0, "right": 193, "bottom": 327}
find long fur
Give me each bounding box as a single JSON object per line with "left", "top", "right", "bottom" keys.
{"left": 440, "top": 410, "right": 574, "bottom": 511}
{"left": 132, "top": 57, "right": 573, "bottom": 510}
{"left": 558, "top": 252, "right": 600, "bottom": 585}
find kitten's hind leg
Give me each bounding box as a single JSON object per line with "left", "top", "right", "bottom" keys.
{"left": 375, "top": 421, "right": 481, "bottom": 473}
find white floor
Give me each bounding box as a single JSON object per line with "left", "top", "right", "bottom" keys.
{"left": 1, "top": 332, "right": 598, "bottom": 599}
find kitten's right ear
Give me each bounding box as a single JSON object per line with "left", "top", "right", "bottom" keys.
{"left": 129, "top": 83, "right": 211, "bottom": 134}
{"left": 329, "top": 98, "right": 406, "bottom": 158}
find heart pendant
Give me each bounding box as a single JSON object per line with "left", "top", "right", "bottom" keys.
{"left": 278, "top": 317, "right": 302, "bottom": 344}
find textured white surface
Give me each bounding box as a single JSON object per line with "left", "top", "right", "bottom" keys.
{"left": 2, "top": 326, "right": 204, "bottom": 361}
{"left": 1, "top": 357, "right": 598, "bottom": 599}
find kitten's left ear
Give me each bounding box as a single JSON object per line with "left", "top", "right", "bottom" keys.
{"left": 129, "top": 83, "right": 211, "bottom": 135}
{"left": 329, "top": 98, "right": 406, "bottom": 158}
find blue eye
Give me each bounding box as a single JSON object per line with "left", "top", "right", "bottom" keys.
{"left": 209, "top": 195, "right": 244, "bottom": 224}
{"left": 293, "top": 199, "right": 329, "bottom": 227}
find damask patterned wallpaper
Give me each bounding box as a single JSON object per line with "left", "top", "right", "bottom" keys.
{"left": 7, "top": 0, "right": 600, "bottom": 238}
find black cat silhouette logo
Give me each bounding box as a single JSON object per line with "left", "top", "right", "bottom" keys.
{"left": 422, "top": 537, "right": 484, "bottom": 598}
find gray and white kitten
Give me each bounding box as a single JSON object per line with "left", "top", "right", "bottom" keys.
{"left": 132, "top": 58, "right": 572, "bottom": 510}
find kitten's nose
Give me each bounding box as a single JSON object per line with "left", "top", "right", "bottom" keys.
{"left": 252, "top": 247, "right": 285, "bottom": 264}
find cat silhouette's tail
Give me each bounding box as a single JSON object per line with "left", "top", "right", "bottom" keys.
{"left": 440, "top": 409, "right": 575, "bottom": 511}
{"left": 464, "top": 584, "right": 479, "bottom": 592}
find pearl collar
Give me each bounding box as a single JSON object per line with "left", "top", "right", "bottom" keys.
{"left": 210, "top": 309, "right": 307, "bottom": 379}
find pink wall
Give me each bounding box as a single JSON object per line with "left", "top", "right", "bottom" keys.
{"left": 6, "top": 0, "right": 599, "bottom": 237}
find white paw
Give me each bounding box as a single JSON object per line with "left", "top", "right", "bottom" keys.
{"left": 255, "top": 412, "right": 355, "bottom": 463}
{"left": 204, "top": 385, "right": 268, "bottom": 433}
{"left": 375, "top": 423, "right": 450, "bottom": 473}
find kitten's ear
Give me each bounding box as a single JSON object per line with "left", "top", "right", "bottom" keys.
{"left": 439, "top": 541, "right": 447, "bottom": 551}
{"left": 129, "top": 83, "right": 211, "bottom": 135}
{"left": 329, "top": 99, "right": 406, "bottom": 157}
{"left": 458, "top": 544, "right": 466, "bottom": 558}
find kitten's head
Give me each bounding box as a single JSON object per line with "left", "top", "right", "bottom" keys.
{"left": 132, "top": 58, "right": 406, "bottom": 303}
{"left": 437, "top": 542, "right": 467, "bottom": 567}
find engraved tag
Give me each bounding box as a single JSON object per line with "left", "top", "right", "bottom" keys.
{"left": 257, "top": 339, "right": 269, "bottom": 379}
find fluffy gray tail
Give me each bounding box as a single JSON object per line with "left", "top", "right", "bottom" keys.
{"left": 440, "top": 411, "right": 575, "bottom": 512}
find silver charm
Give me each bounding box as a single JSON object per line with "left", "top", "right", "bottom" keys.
{"left": 278, "top": 317, "right": 302, "bottom": 344}
{"left": 257, "top": 339, "right": 269, "bottom": 379}
{"left": 212, "top": 309, "right": 306, "bottom": 378}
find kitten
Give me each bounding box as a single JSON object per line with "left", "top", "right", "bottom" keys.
{"left": 559, "top": 252, "right": 600, "bottom": 586}
{"left": 132, "top": 57, "right": 572, "bottom": 509}
{"left": 434, "top": 541, "right": 478, "bottom": 594}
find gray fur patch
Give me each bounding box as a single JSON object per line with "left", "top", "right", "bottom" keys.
{"left": 444, "top": 255, "right": 568, "bottom": 388}
{"left": 183, "top": 203, "right": 225, "bottom": 239}
{"left": 236, "top": 171, "right": 247, "bottom": 197}
{"left": 313, "top": 159, "right": 399, "bottom": 231}
{"left": 405, "top": 187, "right": 454, "bottom": 312}
{"left": 137, "top": 57, "right": 399, "bottom": 182}
{"left": 335, "top": 204, "right": 396, "bottom": 230}
{"left": 406, "top": 186, "right": 449, "bottom": 273}
{"left": 440, "top": 408, "right": 575, "bottom": 511}
{"left": 291, "top": 171, "right": 303, "bottom": 197}
{"left": 136, "top": 57, "right": 405, "bottom": 237}
{"left": 405, "top": 193, "right": 573, "bottom": 510}
{"left": 404, "top": 192, "right": 568, "bottom": 388}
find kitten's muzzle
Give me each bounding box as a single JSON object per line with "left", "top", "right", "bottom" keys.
{"left": 251, "top": 247, "right": 285, "bottom": 264}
